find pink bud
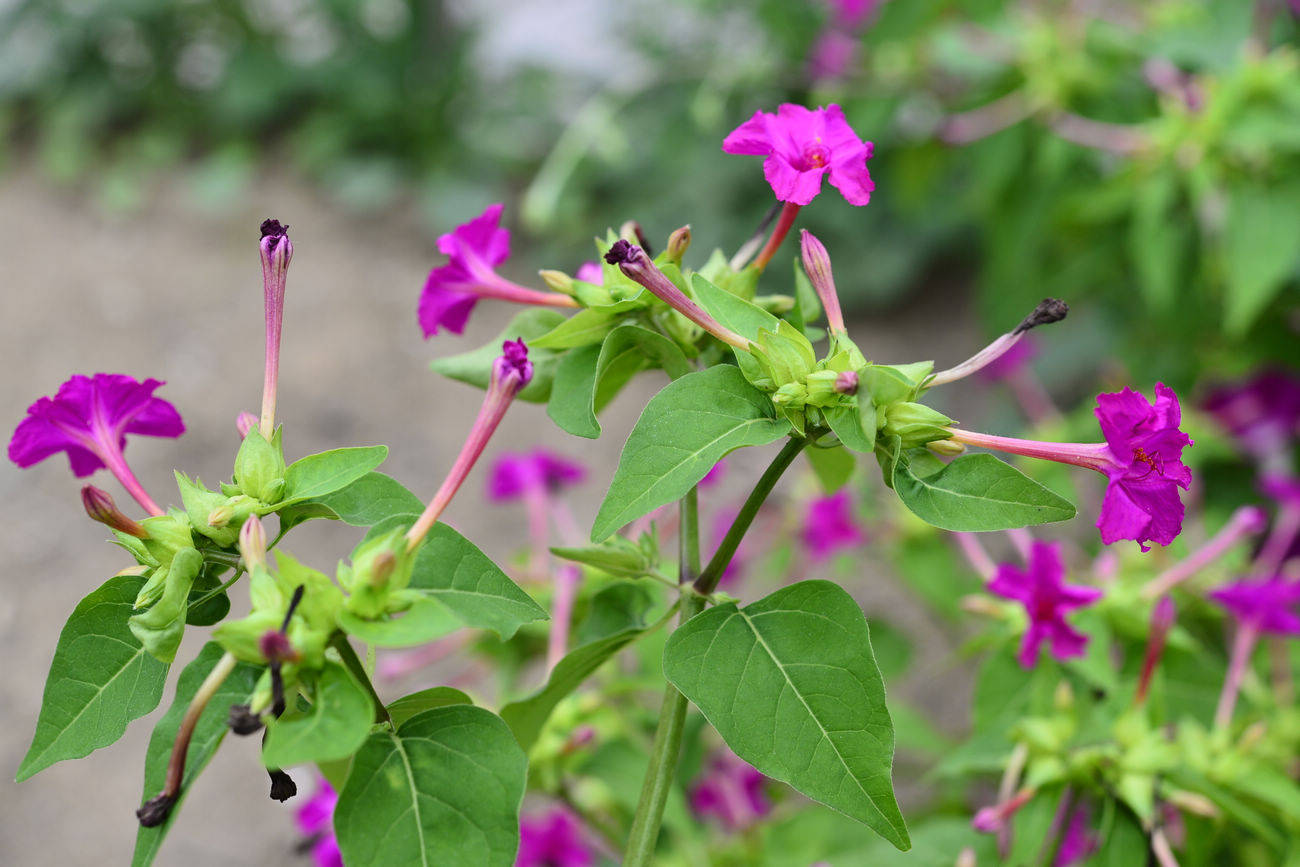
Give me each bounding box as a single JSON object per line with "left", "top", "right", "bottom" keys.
{"left": 834, "top": 370, "right": 859, "bottom": 395}
{"left": 81, "top": 485, "right": 147, "bottom": 537}
{"left": 240, "top": 515, "right": 267, "bottom": 568}
{"left": 799, "top": 230, "right": 845, "bottom": 334}
{"left": 259, "top": 629, "right": 298, "bottom": 663}
{"left": 236, "top": 412, "right": 257, "bottom": 439}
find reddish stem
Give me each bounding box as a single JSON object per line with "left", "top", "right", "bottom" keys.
{"left": 752, "top": 203, "right": 801, "bottom": 272}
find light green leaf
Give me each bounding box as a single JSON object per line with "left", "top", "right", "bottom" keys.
{"left": 429, "top": 309, "right": 568, "bottom": 402}
{"left": 279, "top": 446, "right": 389, "bottom": 506}
{"left": 501, "top": 624, "right": 651, "bottom": 751}
{"left": 691, "top": 272, "right": 780, "bottom": 338}
{"left": 878, "top": 436, "right": 1075, "bottom": 531}
{"left": 591, "top": 366, "right": 791, "bottom": 541}
{"left": 368, "top": 516, "right": 548, "bottom": 640}
{"left": 262, "top": 661, "right": 374, "bottom": 768}
{"left": 805, "top": 444, "right": 857, "bottom": 494}
{"left": 574, "top": 581, "right": 656, "bottom": 644}
{"left": 529, "top": 308, "right": 619, "bottom": 349}
{"left": 132, "top": 644, "right": 260, "bottom": 867}
{"left": 278, "top": 471, "right": 424, "bottom": 530}
{"left": 547, "top": 345, "right": 603, "bottom": 438}
{"left": 825, "top": 401, "right": 877, "bottom": 453}
{"left": 387, "top": 687, "right": 473, "bottom": 727}
{"left": 334, "top": 706, "right": 527, "bottom": 867}
{"left": 550, "top": 537, "right": 651, "bottom": 578}
{"left": 1223, "top": 180, "right": 1300, "bottom": 335}
{"left": 337, "top": 596, "right": 462, "bottom": 647}
{"left": 663, "top": 580, "right": 909, "bottom": 850}
{"left": 17, "top": 575, "right": 170, "bottom": 782}
{"left": 129, "top": 546, "right": 203, "bottom": 663}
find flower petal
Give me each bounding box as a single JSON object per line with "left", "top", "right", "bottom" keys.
{"left": 722, "top": 110, "right": 776, "bottom": 155}
{"left": 763, "top": 156, "right": 826, "bottom": 205}
{"left": 1097, "top": 480, "right": 1154, "bottom": 549}
{"left": 417, "top": 279, "right": 478, "bottom": 337}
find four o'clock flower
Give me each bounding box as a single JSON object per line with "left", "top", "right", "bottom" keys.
{"left": 9, "top": 373, "right": 184, "bottom": 516}
{"left": 801, "top": 490, "right": 867, "bottom": 561}
{"left": 419, "top": 204, "right": 577, "bottom": 337}
{"left": 1053, "top": 805, "right": 1099, "bottom": 866}
{"left": 603, "top": 241, "right": 752, "bottom": 350}
{"left": 1209, "top": 573, "right": 1300, "bottom": 727}
{"left": 800, "top": 230, "right": 846, "bottom": 335}
{"left": 988, "top": 540, "right": 1103, "bottom": 668}
{"left": 258, "top": 219, "right": 292, "bottom": 438}
{"left": 689, "top": 751, "right": 771, "bottom": 832}
{"left": 516, "top": 806, "right": 594, "bottom": 867}
{"left": 295, "top": 778, "right": 343, "bottom": 867}
{"left": 1203, "top": 368, "right": 1300, "bottom": 472}
{"left": 405, "top": 340, "right": 534, "bottom": 550}
{"left": 948, "top": 384, "right": 1193, "bottom": 550}
{"left": 724, "top": 103, "right": 874, "bottom": 270}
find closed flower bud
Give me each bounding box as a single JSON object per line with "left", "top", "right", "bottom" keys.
{"left": 803, "top": 370, "right": 840, "bottom": 406}
{"left": 233, "top": 427, "right": 287, "bottom": 504}
{"left": 538, "top": 269, "right": 574, "bottom": 294}
{"left": 236, "top": 412, "right": 257, "bottom": 439}
{"left": 881, "top": 402, "right": 954, "bottom": 448}
{"left": 926, "top": 439, "right": 966, "bottom": 457}
{"left": 268, "top": 768, "right": 297, "bottom": 802}
{"left": 240, "top": 516, "right": 268, "bottom": 569}
{"left": 835, "top": 370, "right": 859, "bottom": 395}
{"left": 259, "top": 629, "right": 299, "bottom": 664}
{"left": 665, "top": 225, "right": 692, "bottom": 265}
{"left": 772, "top": 382, "right": 808, "bottom": 408}
{"left": 82, "top": 485, "right": 147, "bottom": 537}
{"left": 207, "top": 504, "right": 235, "bottom": 529}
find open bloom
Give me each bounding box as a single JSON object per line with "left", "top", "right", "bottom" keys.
{"left": 488, "top": 450, "right": 586, "bottom": 503}
{"left": 1209, "top": 575, "right": 1300, "bottom": 636}
{"left": 801, "top": 490, "right": 867, "bottom": 561}
{"left": 516, "top": 807, "right": 593, "bottom": 867}
{"left": 295, "top": 779, "right": 342, "bottom": 867}
{"left": 689, "top": 751, "right": 770, "bottom": 832}
{"left": 722, "top": 104, "right": 874, "bottom": 206}
{"left": 1054, "top": 805, "right": 1098, "bottom": 866}
{"left": 989, "top": 540, "right": 1102, "bottom": 668}
{"left": 949, "top": 384, "right": 1193, "bottom": 550}
{"left": 1202, "top": 368, "right": 1300, "bottom": 468}
{"left": 9, "top": 373, "right": 183, "bottom": 515}
{"left": 419, "top": 204, "right": 576, "bottom": 337}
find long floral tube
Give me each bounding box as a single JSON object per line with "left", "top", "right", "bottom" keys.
{"left": 1142, "top": 506, "right": 1267, "bottom": 599}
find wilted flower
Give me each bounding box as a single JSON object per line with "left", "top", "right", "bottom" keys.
{"left": 988, "top": 540, "right": 1102, "bottom": 668}
{"left": 9, "top": 373, "right": 184, "bottom": 515}
{"left": 801, "top": 490, "right": 867, "bottom": 561}
{"left": 722, "top": 104, "right": 874, "bottom": 206}
{"left": 516, "top": 807, "right": 593, "bottom": 867}
{"left": 689, "top": 751, "right": 770, "bottom": 832}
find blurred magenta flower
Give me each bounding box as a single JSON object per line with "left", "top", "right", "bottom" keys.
{"left": 689, "top": 751, "right": 770, "bottom": 832}
{"left": 699, "top": 459, "right": 727, "bottom": 489}
{"left": 1202, "top": 369, "right": 1300, "bottom": 468}
{"left": 1209, "top": 575, "right": 1300, "bottom": 636}
{"left": 950, "top": 384, "right": 1193, "bottom": 550}
{"left": 575, "top": 261, "right": 603, "bottom": 284}
{"left": 1054, "top": 805, "right": 1098, "bottom": 866}
{"left": 488, "top": 450, "right": 586, "bottom": 503}
{"left": 516, "top": 807, "right": 593, "bottom": 867}
{"left": 830, "top": 0, "right": 881, "bottom": 28}
{"left": 419, "top": 204, "right": 577, "bottom": 337}
{"left": 295, "top": 779, "right": 342, "bottom": 867}
{"left": 972, "top": 786, "right": 1034, "bottom": 834}
{"left": 989, "top": 540, "right": 1102, "bottom": 668}
{"left": 722, "top": 104, "right": 874, "bottom": 206}
{"left": 978, "top": 335, "right": 1038, "bottom": 382}
{"left": 807, "top": 30, "right": 859, "bottom": 80}
{"left": 801, "top": 490, "right": 867, "bottom": 560}
{"left": 1261, "top": 473, "right": 1300, "bottom": 507}
{"left": 9, "top": 373, "right": 183, "bottom": 515}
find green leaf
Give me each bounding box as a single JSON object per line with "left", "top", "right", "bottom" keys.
{"left": 132, "top": 644, "right": 260, "bottom": 867}
{"left": 429, "top": 309, "right": 567, "bottom": 403}
{"left": 368, "top": 516, "right": 548, "bottom": 640}
{"left": 129, "top": 547, "right": 204, "bottom": 663}
{"left": 334, "top": 706, "right": 527, "bottom": 867}
{"left": 529, "top": 308, "right": 619, "bottom": 349}
{"left": 278, "top": 471, "right": 424, "bottom": 530}
{"left": 878, "top": 436, "right": 1075, "bottom": 531}
{"left": 17, "top": 575, "right": 170, "bottom": 782}
{"left": 691, "top": 272, "right": 780, "bottom": 338}
{"left": 806, "top": 444, "right": 856, "bottom": 494}
{"left": 591, "top": 366, "right": 791, "bottom": 541}
{"left": 337, "top": 596, "right": 462, "bottom": 647}
{"left": 547, "top": 345, "right": 603, "bottom": 438}
{"left": 825, "top": 401, "right": 877, "bottom": 453}
{"left": 262, "top": 661, "right": 374, "bottom": 768}
{"left": 279, "top": 445, "right": 389, "bottom": 506}
{"left": 550, "top": 537, "right": 651, "bottom": 578}
{"left": 387, "top": 687, "right": 473, "bottom": 727}
{"left": 1222, "top": 180, "right": 1300, "bottom": 335}
{"left": 1129, "top": 171, "right": 1185, "bottom": 311}
{"left": 501, "top": 625, "right": 651, "bottom": 751}
{"left": 663, "top": 580, "right": 909, "bottom": 849}
{"left": 574, "top": 582, "right": 656, "bottom": 644}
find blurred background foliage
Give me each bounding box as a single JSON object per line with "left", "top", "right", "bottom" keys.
{"left": 1, "top": 0, "right": 1297, "bottom": 388}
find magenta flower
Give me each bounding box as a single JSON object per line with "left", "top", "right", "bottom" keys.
{"left": 722, "top": 104, "right": 874, "bottom": 206}
{"left": 972, "top": 787, "right": 1035, "bottom": 835}
{"left": 949, "top": 384, "right": 1193, "bottom": 551}
{"left": 9, "top": 373, "right": 184, "bottom": 515}
{"left": 979, "top": 335, "right": 1038, "bottom": 382}
{"left": 418, "top": 204, "right": 576, "bottom": 337}
{"left": 1203, "top": 369, "right": 1300, "bottom": 467}
{"left": 258, "top": 219, "right": 292, "bottom": 438}
{"left": 699, "top": 460, "right": 727, "bottom": 489}
{"left": 988, "top": 540, "right": 1102, "bottom": 668}
{"left": 689, "top": 751, "right": 770, "bottom": 832}
{"left": 516, "top": 807, "right": 593, "bottom": 867}
{"left": 487, "top": 450, "right": 586, "bottom": 503}
{"left": 1209, "top": 575, "right": 1300, "bottom": 636}
{"left": 801, "top": 490, "right": 867, "bottom": 561}
{"left": 829, "top": 0, "right": 881, "bottom": 28}
{"left": 807, "top": 30, "right": 859, "bottom": 80}
{"left": 575, "top": 261, "right": 603, "bottom": 285}
{"left": 295, "top": 779, "right": 342, "bottom": 867}
{"left": 1054, "top": 805, "right": 1098, "bottom": 867}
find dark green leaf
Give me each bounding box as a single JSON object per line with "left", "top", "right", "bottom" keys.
{"left": 17, "top": 575, "right": 170, "bottom": 782}
{"left": 574, "top": 582, "right": 656, "bottom": 644}
{"left": 591, "top": 366, "right": 791, "bottom": 541}
{"left": 386, "top": 687, "right": 472, "bottom": 727}
{"left": 262, "top": 661, "right": 373, "bottom": 768}
{"left": 663, "top": 580, "right": 909, "bottom": 849}
{"left": 429, "top": 309, "right": 568, "bottom": 402}
{"left": 334, "top": 706, "right": 527, "bottom": 867}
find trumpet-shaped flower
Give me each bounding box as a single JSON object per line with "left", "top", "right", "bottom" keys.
{"left": 1209, "top": 575, "right": 1300, "bottom": 636}
{"left": 689, "top": 751, "right": 770, "bottom": 832}
{"left": 988, "top": 540, "right": 1102, "bottom": 668}
{"left": 722, "top": 104, "right": 874, "bottom": 206}
{"left": 516, "top": 807, "right": 593, "bottom": 867}
{"left": 9, "top": 373, "right": 183, "bottom": 515}
{"left": 295, "top": 779, "right": 342, "bottom": 867}
{"left": 419, "top": 204, "right": 576, "bottom": 337}
{"left": 801, "top": 490, "right": 867, "bottom": 561}
{"left": 487, "top": 450, "right": 586, "bottom": 503}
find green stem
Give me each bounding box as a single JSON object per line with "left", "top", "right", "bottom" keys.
{"left": 187, "top": 566, "right": 244, "bottom": 611}
{"left": 695, "top": 436, "right": 809, "bottom": 595}
{"left": 330, "top": 631, "right": 391, "bottom": 726}
{"left": 623, "top": 488, "right": 704, "bottom": 866}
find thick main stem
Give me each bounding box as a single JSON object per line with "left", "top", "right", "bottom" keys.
{"left": 751, "top": 203, "right": 801, "bottom": 273}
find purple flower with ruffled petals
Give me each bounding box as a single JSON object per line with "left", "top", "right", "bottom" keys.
{"left": 516, "top": 807, "right": 593, "bottom": 867}
{"left": 418, "top": 205, "right": 576, "bottom": 337}
{"left": 1203, "top": 369, "right": 1300, "bottom": 467}
{"left": 689, "top": 751, "right": 770, "bottom": 832}
{"left": 989, "top": 540, "right": 1102, "bottom": 668}
{"left": 295, "top": 780, "right": 342, "bottom": 867}
{"left": 9, "top": 373, "right": 183, "bottom": 515}
{"left": 801, "top": 490, "right": 867, "bottom": 560}
{"left": 1210, "top": 575, "right": 1300, "bottom": 635}
{"left": 722, "top": 104, "right": 874, "bottom": 206}
{"left": 487, "top": 450, "right": 587, "bottom": 503}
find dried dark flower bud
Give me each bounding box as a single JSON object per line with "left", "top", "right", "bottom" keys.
{"left": 136, "top": 793, "right": 177, "bottom": 827}
{"left": 228, "top": 704, "right": 264, "bottom": 736}
{"left": 268, "top": 768, "right": 298, "bottom": 802}
{"left": 1014, "top": 299, "right": 1069, "bottom": 334}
